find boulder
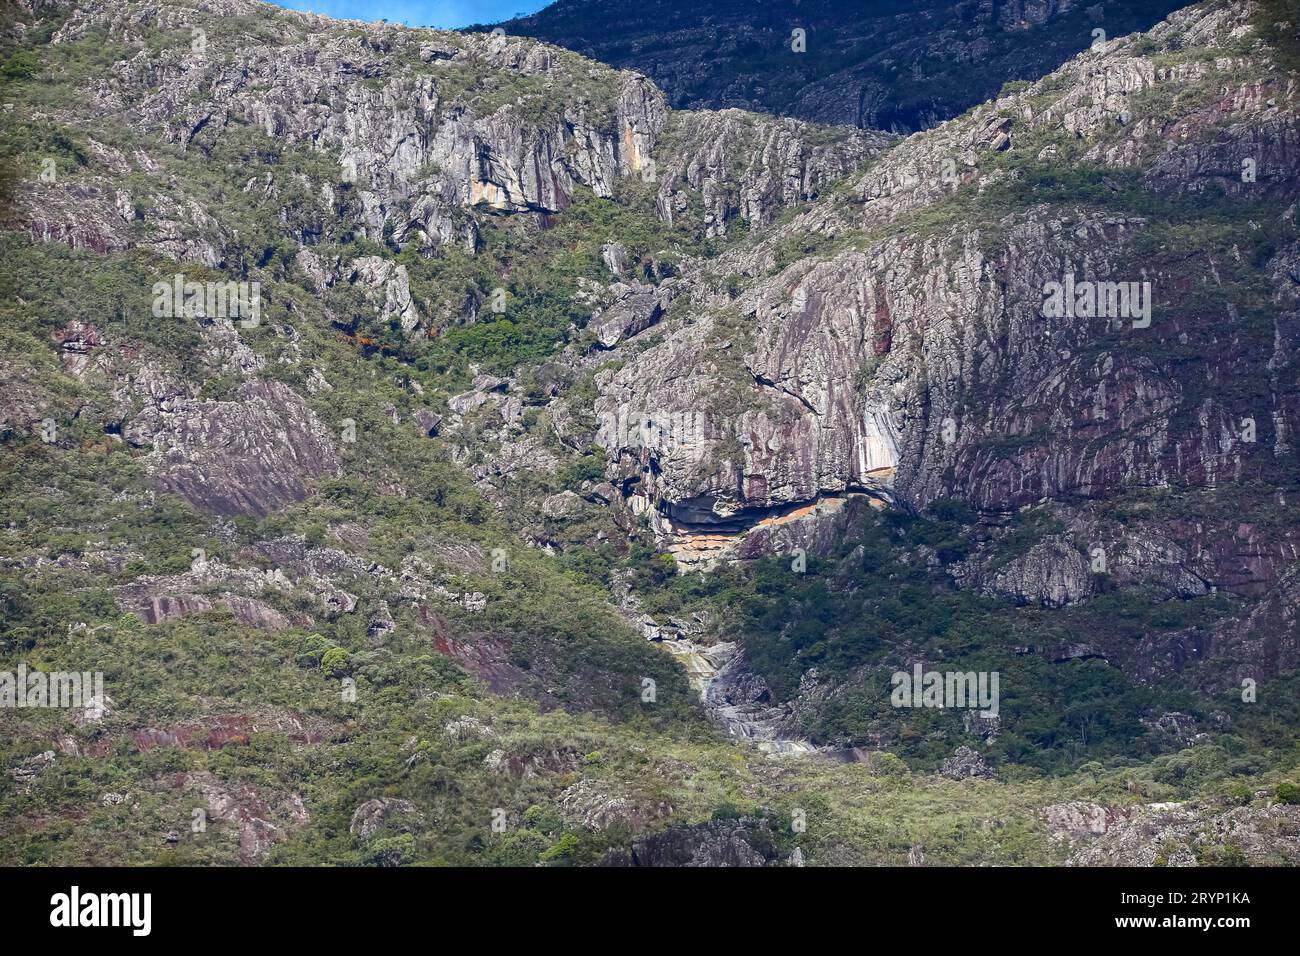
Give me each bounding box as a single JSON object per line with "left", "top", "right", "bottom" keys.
{"left": 939, "top": 745, "right": 995, "bottom": 780}
{"left": 349, "top": 798, "right": 420, "bottom": 840}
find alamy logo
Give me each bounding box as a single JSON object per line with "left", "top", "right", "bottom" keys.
{"left": 152, "top": 273, "right": 261, "bottom": 327}
{"left": 1041, "top": 273, "right": 1151, "bottom": 328}
{"left": 50, "top": 886, "right": 151, "bottom": 936}
{"left": 0, "top": 664, "right": 104, "bottom": 709}
{"left": 891, "top": 665, "right": 999, "bottom": 717}
{"left": 597, "top": 408, "right": 709, "bottom": 457}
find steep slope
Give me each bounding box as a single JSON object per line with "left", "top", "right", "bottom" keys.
{"left": 1, "top": 0, "right": 1299, "bottom": 867}
{"left": 590, "top": 0, "right": 1300, "bottom": 659}
{"left": 492, "top": 0, "right": 1186, "bottom": 131}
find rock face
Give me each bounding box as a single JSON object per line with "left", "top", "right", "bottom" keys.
{"left": 7, "top": 0, "right": 887, "bottom": 364}
{"left": 1041, "top": 801, "right": 1142, "bottom": 839}
{"left": 1043, "top": 800, "right": 1300, "bottom": 866}
{"left": 558, "top": 779, "right": 673, "bottom": 832}
{"left": 588, "top": 1, "right": 1300, "bottom": 614}
{"left": 147, "top": 379, "right": 342, "bottom": 518}
{"left": 940, "top": 745, "right": 996, "bottom": 780}
{"left": 119, "top": 590, "right": 290, "bottom": 631}
{"left": 600, "top": 818, "right": 783, "bottom": 866}
{"left": 986, "top": 537, "right": 1095, "bottom": 607}
{"left": 349, "top": 798, "right": 420, "bottom": 840}
{"left": 1138, "top": 564, "right": 1300, "bottom": 690}
{"left": 498, "top": 0, "right": 1185, "bottom": 132}
{"left": 413, "top": 409, "right": 443, "bottom": 437}
{"left": 349, "top": 257, "right": 421, "bottom": 334}
{"left": 588, "top": 281, "right": 669, "bottom": 349}
{"left": 182, "top": 771, "right": 310, "bottom": 863}
{"left": 43, "top": 318, "right": 341, "bottom": 519}
{"left": 45, "top": 315, "right": 341, "bottom": 519}
{"left": 703, "top": 642, "right": 815, "bottom": 753}
{"left": 483, "top": 745, "right": 580, "bottom": 778}
{"left": 653, "top": 110, "right": 891, "bottom": 235}
{"left": 17, "top": 0, "right": 667, "bottom": 271}
{"left": 541, "top": 490, "right": 585, "bottom": 519}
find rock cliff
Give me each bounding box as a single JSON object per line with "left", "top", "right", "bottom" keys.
{"left": 4, "top": 0, "right": 1300, "bottom": 868}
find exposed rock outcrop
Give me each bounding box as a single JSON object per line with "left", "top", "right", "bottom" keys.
{"left": 501, "top": 0, "right": 1184, "bottom": 133}
{"left": 38, "top": 0, "right": 668, "bottom": 262}
{"left": 601, "top": 818, "right": 783, "bottom": 867}
{"left": 146, "top": 379, "right": 342, "bottom": 518}
{"left": 940, "top": 745, "right": 996, "bottom": 780}
{"left": 182, "top": 770, "right": 310, "bottom": 863}
{"left": 349, "top": 798, "right": 421, "bottom": 840}
{"left": 1043, "top": 800, "right": 1300, "bottom": 866}
{"left": 585, "top": 1, "right": 1300, "bottom": 634}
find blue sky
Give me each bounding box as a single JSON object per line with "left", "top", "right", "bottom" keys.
{"left": 268, "top": 1, "right": 551, "bottom": 30}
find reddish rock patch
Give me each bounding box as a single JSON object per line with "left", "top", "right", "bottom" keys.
{"left": 432, "top": 633, "right": 529, "bottom": 696}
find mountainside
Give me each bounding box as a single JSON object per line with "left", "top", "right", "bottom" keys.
{"left": 2, "top": 0, "right": 1300, "bottom": 867}
{"left": 492, "top": 0, "right": 1187, "bottom": 131}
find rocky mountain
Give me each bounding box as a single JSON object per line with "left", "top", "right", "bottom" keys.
{"left": 591, "top": 0, "right": 1300, "bottom": 705}
{"left": 1, "top": 0, "right": 1299, "bottom": 867}
{"left": 493, "top": 0, "right": 1188, "bottom": 131}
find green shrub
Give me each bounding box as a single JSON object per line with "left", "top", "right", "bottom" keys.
{"left": 0, "top": 51, "right": 40, "bottom": 82}
{"left": 320, "top": 647, "right": 351, "bottom": 678}
{"left": 539, "top": 832, "right": 580, "bottom": 864}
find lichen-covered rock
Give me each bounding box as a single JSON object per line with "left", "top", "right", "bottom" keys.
{"left": 986, "top": 538, "right": 1095, "bottom": 608}
{"left": 940, "top": 745, "right": 996, "bottom": 780}
{"left": 145, "top": 379, "right": 342, "bottom": 518}
{"left": 600, "top": 818, "right": 782, "bottom": 867}
{"left": 558, "top": 779, "right": 672, "bottom": 832}
{"left": 348, "top": 797, "right": 420, "bottom": 840}
{"left": 1055, "top": 801, "right": 1300, "bottom": 866}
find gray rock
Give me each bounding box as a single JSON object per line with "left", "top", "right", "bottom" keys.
{"left": 413, "top": 409, "right": 443, "bottom": 436}
{"left": 443, "top": 716, "right": 494, "bottom": 740}
{"left": 349, "top": 798, "right": 420, "bottom": 840}
{"left": 350, "top": 256, "right": 421, "bottom": 334}
{"left": 367, "top": 600, "right": 396, "bottom": 643}
{"left": 601, "top": 818, "right": 782, "bottom": 867}
{"left": 987, "top": 538, "right": 1094, "bottom": 608}
{"left": 601, "top": 240, "right": 627, "bottom": 275}
{"left": 144, "top": 380, "right": 342, "bottom": 518}
{"left": 584, "top": 481, "right": 617, "bottom": 505}
{"left": 542, "top": 490, "right": 584, "bottom": 520}
{"left": 588, "top": 282, "right": 665, "bottom": 349}
{"left": 939, "top": 745, "right": 995, "bottom": 781}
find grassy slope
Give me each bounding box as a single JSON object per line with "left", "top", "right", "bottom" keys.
{"left": 0, "top": 0, "right": 1297, "bottom": 865}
